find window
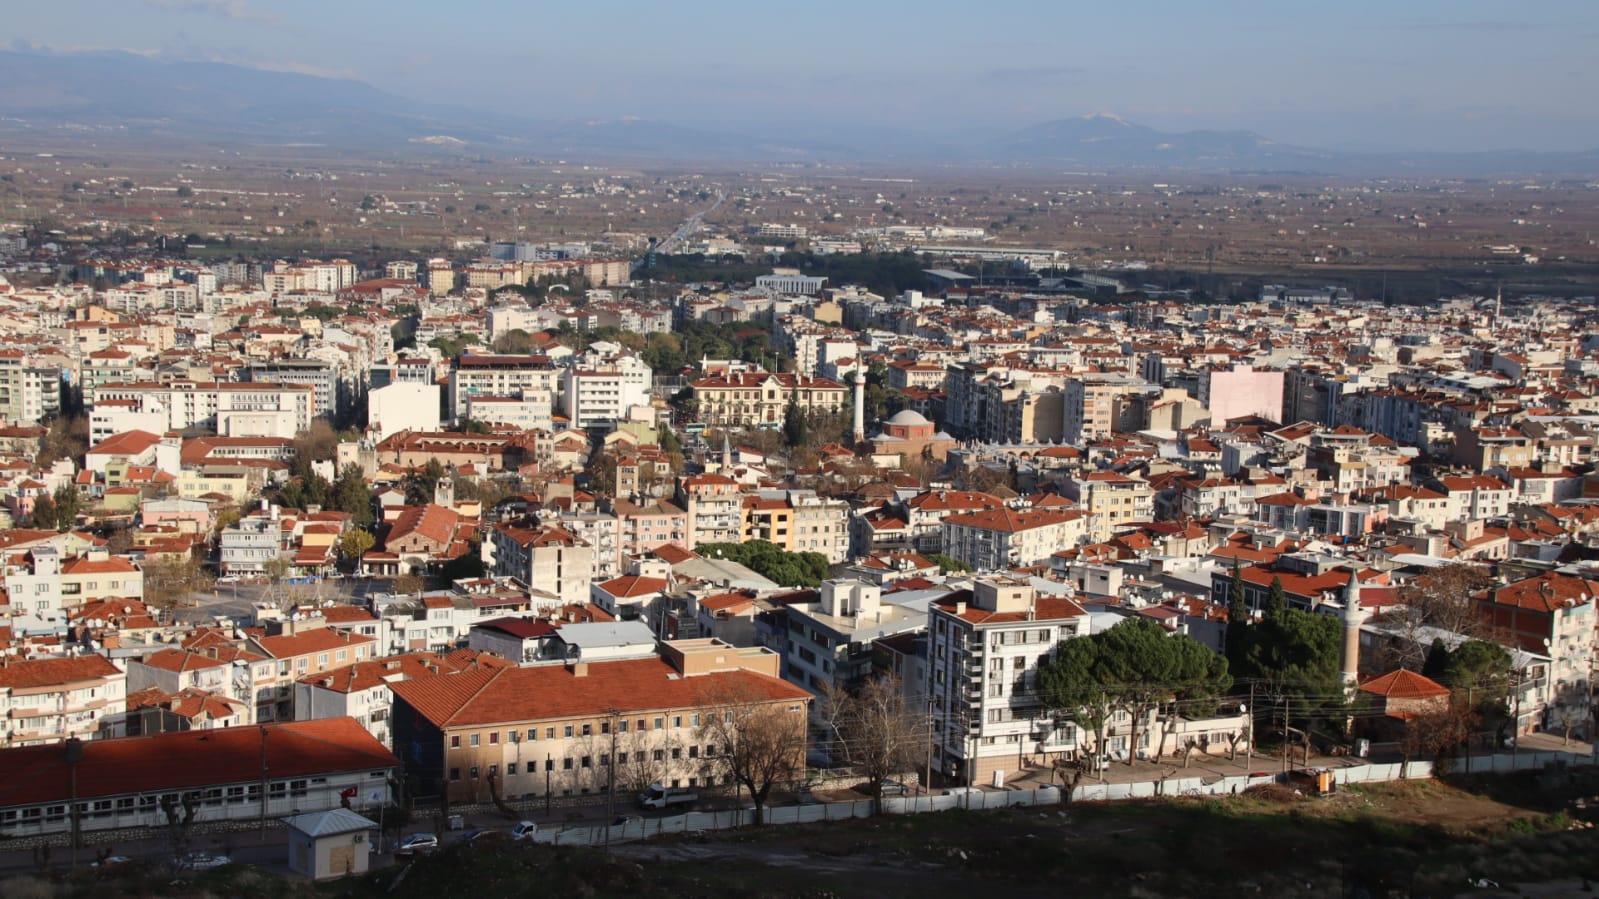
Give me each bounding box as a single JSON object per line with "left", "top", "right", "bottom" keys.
{"left": 546, "top": 727, "right": 555, "bottom": 739}
{"left": 618, "top": 720, "right": 629, "bottom": 733}
{"left": 582, "top": 723, "right": 592, "bottom": 737}
{"left": 653, "top": 750, "right": 664, "bottom": 762}
{"left": 470, "top": 733, "right": 480, "bottom": 747}
{"left": 601, "top": 721, "right": 610, "bottom": 735}
{"left": 528, "top": 729, "right": 537, "bottom": 742}
{"left": 690, "top": 714, "right": 700, "bottom": 727}
{"left": 564, "top": 725, "right": 574, "bottom": 738}
{"left": 562, "top": 758, "right": 573, "bottom": 771}
{"left": 1013, "top": 656, "right": 1025, "bottom": 670}
{"left": 671, "top": 748, "right": 682, "bottom": 760}
{"left": 617, "top": 752, "right": 629, "bottom": 764}
{"left": 489, "top": 732, "right": 499, "bottom": 745}
{"left": 469, "top": 766, "right": 479, "bottom": 779}
{"left": 672, "top": 715, "right": 682, "bottom": 728}
{"left": 581, "top": 756, "right": 592, "bottom": 769}
{"left": 508, "top": 763, "right": 518, "bottom": 775}
{"left": 688, "top": 746, "right": 698, "bottom": 759}
{"left": 449, "top": 768, "right": 461, "bottom": 782}
{"left": 450, "top": 735, "right": 461, "bottom": 749}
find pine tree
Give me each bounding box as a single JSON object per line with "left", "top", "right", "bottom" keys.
{"left": 1265, "top": 575, "right": 1288, "bottom": 622}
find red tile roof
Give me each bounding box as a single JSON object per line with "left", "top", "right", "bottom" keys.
{"left": 389, "top": 657, "right": 809, "bottom": 728}
{"left": 0, "top": 654, "right": 122, "bottom": 688}
{"left": 0, "top": 718, "right": 396, "bottom": 807}
{"left": 1358, "top": 669, "right": 1451, "bottom": 700}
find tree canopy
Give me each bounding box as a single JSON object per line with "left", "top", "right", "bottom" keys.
{"left": 695, "top": 540, "right": 830, "bottom": 587}
{"left": 1040, "top": 618, "right": 1231, "bottom": 767}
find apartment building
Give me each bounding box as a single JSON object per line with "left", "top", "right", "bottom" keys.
{"left": 0, "top": 654, "right": 128, "bottom": 747}
{"left": 244, "top": 619, "right": 379, "bottom": 723}
{"left": 940, "top": 507, "right": 1089, "bottom": 571}
{"left": 389, "top": 639, "right": 809, "bottom": 804}
{"left": 561, "top": 355, "right": 652, "bottom": 428}
{"left": 294, "top": 650, "right": 511, "bottom": 748}
{"left": 447, "top": 354, "right": 560, "bottom": 422}
{"left": 0, "top": 351, "right": 62, "bottom": 427}
{"left": 245, "top": 359, "right": 342, "bottom": 421}
{"left": 220, "top": 514, "right": 285, "bottom": 575}
{"left": 90, "top": 381, "right": 316, "bottom": 439}
{"left": 614, "top": 499, "right": 689, "bottom": 558}
{"left": 925, "top": 579, "right": 1089, "bottom": 785}
{"left": 488, "top": 523, "right": 595, "bottom": 606}
{"left": 775, "top": 579, "right": 927, "bottom": 697}
{"left": 678, "top": 474, "right": 743, "bottom": 549}
{"left": 1069, "top": 471, "right": 1155, "bottom": 543}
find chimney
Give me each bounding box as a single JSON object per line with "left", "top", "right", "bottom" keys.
{"left": 570, "top": 661, "right": 589, "bottom": 678}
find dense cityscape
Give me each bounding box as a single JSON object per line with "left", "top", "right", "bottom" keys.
{"left": 3, "top": 4, "right": 1599, "bottom": 897}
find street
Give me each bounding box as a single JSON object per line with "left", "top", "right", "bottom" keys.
{"left": 173, "top": 576, "right": 387, "bottom": 626}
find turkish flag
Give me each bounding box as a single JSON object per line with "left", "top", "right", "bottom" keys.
{"left": 340, "top": 787, "right": 358, "bottom": 800}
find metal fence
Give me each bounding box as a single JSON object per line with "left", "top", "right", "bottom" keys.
{"left": 530, "top": 750, "right": 1588, "bottom": 847}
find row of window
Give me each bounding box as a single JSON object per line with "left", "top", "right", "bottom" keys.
{"left": 449, "top": 713, "right": 731, "bottom": 748}
{"left": 450, "top": 744, "right": 722, "bottom": 781}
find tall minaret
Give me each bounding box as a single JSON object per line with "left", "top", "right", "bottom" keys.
{"left": 1340, "top": 571, "right": 1367, "bottom": 688}
{"left": 851, "top": 371, "right": 866, "bottom": 445}
{"left": 721, "top": 431, "right": 732, "bottom": 471}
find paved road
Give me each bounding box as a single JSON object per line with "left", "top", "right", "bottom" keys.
{"left": 174, "top": 577, "right": 386, "bottom": 626}
{"left": 655, "top": 191, "right": 724, "bottom": 255}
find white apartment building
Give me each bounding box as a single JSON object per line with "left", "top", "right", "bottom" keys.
{"left": 561, "top": 357, "right": 652, "bottom": 428}
{"left": 463, "top": 394, "right": 553, "bottom": 432}
{"left": 925, "top": 579, "right": 1089, "bottom": 785}
{"left": 90, "top": 381, "right": 315, "bottom": 439}
{"left": 0, "top": 654, "right": 128, "bottom": 747}
{"left": 448, "top": 355, "right": 560, "bottom": 422}
{"left": 940, "top": 508, "right": 1090, "bottom": 571}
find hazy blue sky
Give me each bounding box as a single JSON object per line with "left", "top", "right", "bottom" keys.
{"left": 11, "top": 0, "right": 1599, "bottom": 151}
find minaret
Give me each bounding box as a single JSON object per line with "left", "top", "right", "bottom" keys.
{"left": 1341, "top": 571, "right": 1367, "bottom": 688}
{"left": 852, "top": 371, "right": 866, "bottom": 445}
{"left": 721, "top": 431, "right": 732, "bottom": 471}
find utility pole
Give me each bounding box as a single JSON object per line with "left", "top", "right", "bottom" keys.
{"left": 66, "top": 738, "right": 82, "bottom": 867}
{"left": 1281, "top": 696, "right": 1290, "bottom": 776}
{"left": 925, "top": 698, "right": 934, "bottom": 796}
{"left": 605, "top": 710, "right": 618, "bottom": 850}
{"left": 545, "top": 753, "right": 552, "bottom": 816}
{"left": 1246, "top": 683, "right": 1255, "bottom": 764}
{"left": 259, "top": 725, "right": 270, "bottom": 842}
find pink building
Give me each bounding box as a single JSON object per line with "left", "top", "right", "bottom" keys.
{"left": 1199, "top": 364, "right": 1284, "bottom": 425}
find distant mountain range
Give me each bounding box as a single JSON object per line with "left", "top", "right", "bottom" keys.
{"left": 2, "top": 50, "right": 1597, "bottom": 175}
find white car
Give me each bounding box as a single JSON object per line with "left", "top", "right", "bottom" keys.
{"left": 395, "top": 833, "right": 439, "bottom": 857}
{"left": 216, "top": 575, "right": 240, "bottom": 584}
{"left": 511, "top": 821, "right": 538, "bottom": 840}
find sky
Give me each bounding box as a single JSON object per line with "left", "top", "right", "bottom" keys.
{"left": 10, "top": 0, "right": 1599, "bottom": 152}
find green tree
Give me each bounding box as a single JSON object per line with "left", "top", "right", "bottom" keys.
{"left": 1038, "top": 636, "right": 1114, "bottom": 781}
{"left": 491, "top": 329, "right": 533, "bottom": 355}
{"left": 926, "top": 553, "right": 972, "bottom": 574}
{"left": 1265, "top": 576, "right": 1288, "bottom": 621}
{"left": 340, "top": 529, "right": 376, "bottom": 573}
{"left": 1225, "top": 560, "right": 1248, "bottom": 659}
{"left": 29, "top": 493, "right": 57, "bottom": 531}
{"left": 782, "top": 390, "right": 808, "bottom": 449}
{"left": 587, "top": 450, "right": 618, "bottom": 498}
{"left": 404, "top": 459, "right": 447, "bottom": 506}
{"left": 52, "top": 485, "right": 81, "bottom": 532}
{"left": 1232, "top": 603, "right": 1345, "bottom": 735}
{"left": 331, "top": 464, "right": 373, "bottom": 526}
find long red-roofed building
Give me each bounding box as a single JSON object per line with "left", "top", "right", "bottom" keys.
{"left": 389, "top": 639, "right": 808, "bottom": 803}
{"left": 0, "top": 717, "right": 397, "bottom": 838}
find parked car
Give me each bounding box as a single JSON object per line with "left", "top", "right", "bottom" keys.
{"left": 454, "top": 828, "right": 493, "bottom": 844}
{"left": 176, "top": 851, "right": 230, "bottom": 871}
{"left": 216, "top": 575, "right": 240, "bottom": 584}
{"left": 611, "top": 815, "right": 641, "bottom": 827}
{"left": 511, "top": 821, "right": 539, "bottom": 840}
{"left": 90, "top": 855, "right": 132, "bottom": 868}
{"left": 395, "top": 833, "right": 438, "bottom": 857}
{"left": 878, "top": 779, "right": 910, "bottom": 797}
{"left": 942, "top": 786, "right": 985, "bottom": 799}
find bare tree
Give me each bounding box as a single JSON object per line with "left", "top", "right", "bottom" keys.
{"left": 1401, "top": 699, "right": 1474, "bottom": 777}
{"left": 696, "top": 681, "right": 808, "bottom": 824}
{"left": 142, "top": 556, "right": 215, "bottom": 612}
{"left": 1376, "top": 564, "right": 1498, "bottom": 670}
{"left": 820, "top": 675, "right": 925, "bottom": 812}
